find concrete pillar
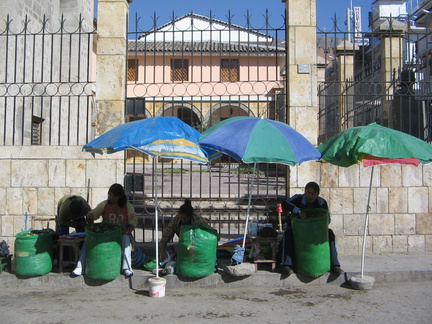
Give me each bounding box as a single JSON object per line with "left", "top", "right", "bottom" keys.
{"left": 95, "top": 0, "right": 131, "bottom": 135}
{"left": 380, "top": 35, "right": 404, "bottom": 127}
{"left": 284, "top": 0, "right": 318, "bottom": 146}
{"left": 283, "top": 0, "right": 318, "bottom": 192}
{"left": 336, "top": 42, "right": 358, "bottom": 129}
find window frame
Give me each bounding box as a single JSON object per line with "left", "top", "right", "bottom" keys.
{"left": 170, "top": 58, "right": 189, "bottom": 82}
{"left": 220, "top": 58, "right": 240, "bottom": 82}
{"left": 127, "top": 59, "right": 138, "bottom": 82}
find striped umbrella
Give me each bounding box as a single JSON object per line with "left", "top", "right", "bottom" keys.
{"left": 83, "top": 116, "right": 219, "bottom": 163}
{"left": 83, "top": 116, "right": 220, "bottom": 278}
{"left": 199, "top": 116, "right": 321, "bottom": 262}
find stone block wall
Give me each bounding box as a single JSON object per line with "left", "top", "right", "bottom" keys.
{"left": 1, "top": 146, "right": 431, "bottom": 256}
{"left": 290, "top": 162, "right": 432, "bottom": 255}
{"left": 0, "top": 146, "right": 124, "bottom": 251}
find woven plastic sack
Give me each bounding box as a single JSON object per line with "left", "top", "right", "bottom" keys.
{"left": 15, "top": 230, "right": 53, "bottom": 276}
{"left": 176, "top": 224, "right": 218, "bottom": 278}
{"left": 85, "top": 223, "right": 121, "bottom": 280}
{"left": 292, "top": 208, "right": 330, "bottom": 277}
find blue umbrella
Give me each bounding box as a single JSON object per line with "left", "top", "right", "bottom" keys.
{"left": 83, "top": 116, "right": 220, "bottom": 278}
{"left": 199, "top": 116, "right": 321, "bottom": 261}
{"left": 83, "top": 116, "right": 219, "bottom": 163}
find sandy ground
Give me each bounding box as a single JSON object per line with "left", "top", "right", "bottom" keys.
{"left": 0, "top": 281, "right": 431, "bottom": 323}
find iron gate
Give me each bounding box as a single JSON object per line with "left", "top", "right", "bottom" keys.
{"left": 125, "top": 10, "right": 288, "bottom": 238}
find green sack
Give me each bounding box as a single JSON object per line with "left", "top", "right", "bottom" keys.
{"left": 292, "top": 208, "right": 330, "bottom": 277}
{"left": 176, "top": 223, "right": 218, "bottom": 278}
{"left": 15, "top": 230, "right": 53, "bottom": 277}
{"left": 85, "top": 223, "right": 122, "bottom": 280}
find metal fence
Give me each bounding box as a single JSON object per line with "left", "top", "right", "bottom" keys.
{"left": 0, "top": 14, "right": 95, "bottom": 146}
{"left": 317, "top": 16, "right": 432, "bottom": 144}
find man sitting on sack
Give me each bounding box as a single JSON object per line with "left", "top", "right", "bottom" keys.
{"left": 277, "top": 181, "right": 343, "bottom": 276}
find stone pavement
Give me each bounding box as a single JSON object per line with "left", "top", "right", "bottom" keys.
{"left": 0, "top": 252, "right": 431, "bottom": 289}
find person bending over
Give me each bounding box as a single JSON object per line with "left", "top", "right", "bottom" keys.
{"left": 57, "top": 195, "right": 91, "bottom": 235}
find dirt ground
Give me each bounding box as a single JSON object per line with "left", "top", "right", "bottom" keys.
{"left": 0, "top": 281, "right": 431, "bottom": 323}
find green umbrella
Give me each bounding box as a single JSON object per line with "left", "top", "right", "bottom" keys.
{"left": 317, "top": 123, "right": 432, "bottom": 278}
{"left": 318, "top": 123, "right": 432, "bottom": 167}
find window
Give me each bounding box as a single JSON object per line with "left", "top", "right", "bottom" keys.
{"left": 127, "top": 59, "right": 138, "bottom": 82}
{"left": 220, "top": 59, "right": 239, "bottom": 82}
{"left": 171, "top": 59, "right": 189, "bottom": 81}
{"left": 32, "top": 116, "right": 44, "bottom": 145}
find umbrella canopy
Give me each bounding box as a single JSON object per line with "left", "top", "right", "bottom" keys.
{"left": 83, "top": 116, "right": 218, "bottom": 279}
{"left": 317, "top": 122, "right": 432, "bottom": 278}
{"left": 199, "top": 116, "right": 321, "bottom": 165}
{"left": 199, "top": 116, "right": 321, "bottom": 261}
{"left": 83, "top": 116, "right": 219, "bottom": 163}
{"left": 318, "top": 122, "right": 432, "bottom": 167}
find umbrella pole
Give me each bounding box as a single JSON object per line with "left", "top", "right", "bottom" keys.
{"left": 153, "top": 158, "right": 159, "bottom": 279}
{"left": 360, "top": 166, "right": 374, "bottom": 278}
{"left": 242, "top": 162, "right": 257, "bottom": 250}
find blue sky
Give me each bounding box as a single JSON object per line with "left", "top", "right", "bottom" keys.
{"left": 126, "top": 0, "right": 374, "bottom": 33}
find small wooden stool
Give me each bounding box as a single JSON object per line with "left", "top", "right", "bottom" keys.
{"left": 57, "top": 237, "right": 85, "bottom": 273}
{"left": 251, "top": 236, "right": 279, "bottom": 271}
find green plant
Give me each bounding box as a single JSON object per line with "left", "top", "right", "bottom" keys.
{"left": 156, "top": 168, "right": 187, "bottom": 174}
{"left": 231, "top": 167, "right": 265, "bottom": 175}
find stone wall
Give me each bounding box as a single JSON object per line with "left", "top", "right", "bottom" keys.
{"left": 1, "top": 146, "right": 431, "bottom": 255}
{"left": 292, "top": 161, "right": 432, "bottom": 255}
{"left": 0, "top": 146, "right": 123, "bottom": 250}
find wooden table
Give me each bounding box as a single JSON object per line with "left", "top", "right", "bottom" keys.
{"left": 57, "top": 237, "right": 85, "bottom": 273}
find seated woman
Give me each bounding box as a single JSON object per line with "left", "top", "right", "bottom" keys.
{"left": 159, "top": 199, "right": 209, "bottom": 261}
{"left": 72, "top": 183, "right": 137, "bottom": 278}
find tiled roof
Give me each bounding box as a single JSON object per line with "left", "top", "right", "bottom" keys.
{"left": 128, "top": 40, "right": 284, "bottom": 54}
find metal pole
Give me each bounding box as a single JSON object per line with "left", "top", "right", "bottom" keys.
{"left": 347, "top": 7, "right": 351, "bottom": 43}
{"left": 242, "top": 162, "right": 257, "bottom": 250}
{"left": 154, "top": 158, "right": 159, "bottom": 279}
{"left": 360, "top": 166, "right": 374, "bottom": 278}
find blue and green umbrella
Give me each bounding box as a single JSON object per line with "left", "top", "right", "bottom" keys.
{"left": 199, "top": 116, "right": 321, "bottom": 166}
{"left": 199, "top": 116, "right": 321, "bottom": 262}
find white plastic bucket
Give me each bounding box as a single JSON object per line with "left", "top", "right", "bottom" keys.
{"left": 148, "top": 277, "right": 166, "bottom": 298}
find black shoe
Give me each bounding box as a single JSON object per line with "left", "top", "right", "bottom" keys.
{"left": 331, "top": 266, "right": 344, "bottom": 275}
{"left": 281, "top": 266, "right": 294, "bottom": 276}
